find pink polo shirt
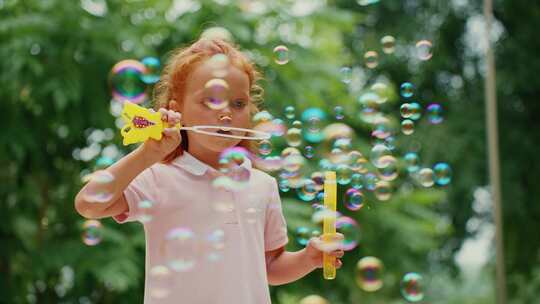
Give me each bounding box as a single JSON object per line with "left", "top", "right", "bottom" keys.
{"left": 114, "top": 152, "right": 288, "bottom": 304}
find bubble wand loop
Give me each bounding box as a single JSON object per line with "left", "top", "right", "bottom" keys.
{"left": 119, "top": 102, "right": 270, "bottom": 145}
{"left": 323, "top": 171, "right": 337, "bottom": 280}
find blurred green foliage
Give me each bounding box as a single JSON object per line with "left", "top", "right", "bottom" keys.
{"left": 1, "top": 0, "right": 539, "bottom": 303}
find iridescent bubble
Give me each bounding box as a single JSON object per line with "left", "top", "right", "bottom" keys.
{"left": 349, "top": 151, "right": 369, "bottom": 174}
{"left": 296, "top": 226, "right": 311, "bottom": 246}
{"left": 400, "top": 272, "right": 425, "bottom": 302}
{"left": 364, "top": 51, "right": 379, "bottom": 69}
{"left": 409, "top": 102, "right": 422, "bottom": 120}
{"left": 334, "top": 106, "right": 344, "bottom": 120}
{"left": 364, "top": 172, "right": 378, "bottom": 191}
{"left": 357, "top": 0, "right": 380, "bottom": 6}
{"left": 95, "top": 156, "right": 114, "bottom": 170}
{"left": 203, "top": 78, "right": 229, "bottom": 110}
{"left": 404, "top": 152, "right": 420, "bottom": 173}
{"left": 427, "top": 103, "right": 443, "bottom": 124}
{"left": 82, "top": 219, "right": 103, "bottom": 246}
{"left": 110, "top": 59, "right": 147, "bottom": 104}
{"left": 254, "top": 155, "right": 283, "bottom": 172}
{"left": 418, "top": 168, "right": 435, "bottom": 187}
{"left": 340, "top": 66, "right": 352, "bottom": 84}
{"left": 329, "top": 148, "right": 348, "bottom": 165}
{"left": 282, "top": 153, "right": 305, "bottom": 173}
{"left": 400, "top": 82, "right": 414, "bottom": 99}
{"left": 244, "top": 207, "right": 259, "bottom": 224}
{"left": 297, "top": 179, "right": 318, "bottom": 202}
{"left": 299, "top": 295, "right": 329, "bottom": 304}
{"left": 258, "top": 139, "right": 273, "bottom": 156}
{"left": 370, "top": 82, "right": 390, "bottom": 104}
{"left": 208, "top": 53, "right": 229, "bottom": 78}
{"left": 279, "top": 178, "right": 290, "bottom": 192}
{"left": 82, "top": 170, "right": 115, "bottom": 204}
{"left": 378, "top": 156, "right": 399, "bottom": 181}
{"left": 371, "top": 116, "right": 393, "bottom": 139}
{"left": 311, "top": 172, "right": 325, "bottom": 192}
{"left": 381, "top": 35, "right": 396, "bottom": 54}
{"left": 252, "top": 110, "right": 274, "bottom": 125}
{"left": 304, "top": 146, "right": 315, "bottom": 159}
{"left": 333, "top": 138, "right": 352, "bottom": 152}
{"left": 351, "top": 173, "right": 364, "bottom": 189}
{"left": 374, "top": 180, "right": 392, "bottom": 201}
{"left": 416, "top": 40, "right": 433, "bottom": 61}
{"left": 141, "top": 56, "right": 161, "bottom": 84}
{"left": 301, "top": 108, "right": 326, "bottom": 143}
{"left": 323, "top": 123, "right": 354, "bottom": 141}
{"left": 401, "top": 119, "right": 415, "bottom": 135}
{"left": 292, "top": 120, "right": 302, "bottom": 128}
{"left": 433, "top": 162, "right": 452, "bottom": 186}
{"left": 138, "top": 200, "right": 157, "bottom": 223}
{"left": 273, "top": 45, "right": 289, "bottom": 65}
{"left": 165, "top": 227, "right": 197, "bottom": 272}
{"left": 254, "top": 119, "right": 287, "bottom": 137}
{"left": 344, "top": 188, "right": 364, "bottom": 211}
{"left": 149, "top": 265, "right": 173, "bottom": 299}
{"left": 286, "top": 128, "right": 302, "bottom": 147}
{"left": 400, "top": 103, "right": 412, "bottom": 119}
{"left": 336, "top": 164, "right": 352, "bottom": 185}
{"left": 356, "top": 256, "right": 384, "bottom": 292}
{"left": 284, "top": 105, "right": 295, "bottom": 119}
{"left": 337, "top": 216, "right": 360, "bottom": 251}
{"left": 370, "top": 144, "right": 392, "bottom": 168}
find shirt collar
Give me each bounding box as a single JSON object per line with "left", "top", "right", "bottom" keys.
{"left": 172, "top": 151, "right": 252, "bottom": 176}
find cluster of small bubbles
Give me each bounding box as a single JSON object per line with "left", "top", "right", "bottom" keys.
{"left": 364, "top": 51, "right": 379, "bottom": 69}
{"left": 344, "top": 188, "right": 364, "bottom": 211}
{"left": 334, "top": 106, "right": 344, "bottom": 120}
{"left": 355, "top": 256, "right": 384, "bottom": 292}
{"left": 302, "top": 108, "right": 326, "bottom": 143}
{"left": 203, "top": 78, "right": 229, "bottom": 110}
{"left": 164, "top": 227, "right": 197, "bottom": 272}
{"left": 400, "top": 272, "right": 425, "bottom": 302}
{"left": 82, "top": 220, "right": 103, "bottom": 246}
{"left": 304, "top": 145, "right": 315, "bottom": 158}
{"left": 401, "top": 119, "right": 415, "bottom": 135}
{"left": 336, "top": 216, "right": 360, "bottom": 251}
{"left": 208, "top": 53, "right": 229, "bottom": 78}
{"left": 295, "top": 226, "right": 311, "bottom": 246}
{"left": 400, "top": 82, "right": 415, "bottom": 99}
{"left": 340, "top": 66, "right": 352, "bottom": 84}
{"left": 273, "top": 45, "right": 289, "bottom": 65}
{"left": 214, "top": 147, "right": 251, "bottom": 191}
{"left": 416, "top": 40, "right": 433, "bottom": 61}
{"left": 110, "top": 59, "right": 147, "bottom": 104}
{"left": 336, "top": 164, "right": 353, "bottom": 185}
{"left": 351, "top": 173, "right": 364, "bottom": 189}
{"left": 433, "top": 162, "right": 452, "bottom": 186}
{"left": 427, "top": 103, "right": 443, "bottom": 124}
{"left": 138, "top": 200, "right": 157, "bottom": 223}
{"left": 374, "top": 180, "right": 392, "bottom": 201}
{"left": 284, "top": 105, "right": 295, "bottom": 119}
{"left": 381, "top": 35, "right": 396, "bottom": 54}
{"left": 418, "top": 168, "right": 435, "bottom": 187}
{"left": 81, "top": 170, "right": 115, "bottom": 204}
{"left": 297, "top": 179, "right": 319, "bottom": 202}
{"left": 140, "top": 57, "right": 161, "bottom": 84}
{"left": 257, "top": 139, "right": 273, "bottom": 156}
{"left": 404, "top": 152, "right": 420, "bottom": 173}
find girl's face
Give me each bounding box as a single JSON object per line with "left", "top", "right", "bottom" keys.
{"left": 177, "top": 59, "right": 251, "bottom": 153}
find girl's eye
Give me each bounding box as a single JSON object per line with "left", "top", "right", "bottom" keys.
{"left": 232, "top": 100, "right": 247, "bottom": 109}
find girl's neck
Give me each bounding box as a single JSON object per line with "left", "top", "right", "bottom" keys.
{"left": 186, "top": 145, "right": 221, "bottom": 170}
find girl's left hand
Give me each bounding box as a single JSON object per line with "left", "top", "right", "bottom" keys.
{"left": 304, "top": 233, "right": 345, "bottom": 269}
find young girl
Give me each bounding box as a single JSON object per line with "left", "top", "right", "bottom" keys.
{"left": 75, "top": 38, "right": 344, "bottom": 304}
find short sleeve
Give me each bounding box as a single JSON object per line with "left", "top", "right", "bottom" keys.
{"left": 113, "top": 167, "right": 158, "bottom": 224}
{"left": 264, "top": 178, "right": 289, "bottom": 251}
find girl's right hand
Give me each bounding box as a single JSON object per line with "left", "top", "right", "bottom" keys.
{"left": 141, "top": 108, "right": 182, "bottom": 163}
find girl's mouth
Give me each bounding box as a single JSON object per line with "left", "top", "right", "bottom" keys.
{"left": 217, "top": 128, "right": 232, "bottom": 135}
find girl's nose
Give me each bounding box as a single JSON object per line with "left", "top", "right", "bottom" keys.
{"left": 219, "top": 114, "right": 232, "bottom": 125}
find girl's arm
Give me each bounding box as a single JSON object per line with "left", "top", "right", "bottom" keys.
{"left": 265, "top": 234, "right": 344, "bottom": 286}
{"left": 74, "top": 109, "right": 182, "bottom": 219}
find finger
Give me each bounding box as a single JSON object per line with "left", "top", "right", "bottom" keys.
{"left": 159, "top": 109, "right": 168, "bottom": 122}
{"left": 166, "top": 110, "right": 178, "bottom": 126}
{"left": 331, "top": 250, "right": 344, "bottom": 258}
{"left": 335, "top": 259, "right": 342, "bottom": 269}
{"left": 163, "top": 127, "right": 179, "bottom": 137}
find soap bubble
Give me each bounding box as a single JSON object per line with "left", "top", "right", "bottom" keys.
{"left": 141, "top": 56, "right": 161, "bottom": 84}
{"left": 427, "top": 103, "right": 443, "bottom": 124}
{"left": 381, "top": 35, "right": 396, "bottom": 54}
{"left": 82, "top": 170, "right": 115, "bottom": 204}
{"left": 364, "top": 51, "right": 379, "bottom": 69}
{"left": 344, "top": 188, "right": 364, "bottom": 211}
{"left": 400, "top": 272, "right": 425, "bottom": 302}
{"left": 340, "top": 66, "right": 352, "bottom": 84}
{"left": 273, "top": 45, "right": 289, "bottom": 65}
{"left": 337, "top": 216, "right": 360, "bottom": 251}
{"left": 416, "top": 40, "right": 433, "bottom": 61}
{"left": 404, "top": 152, "right": 420, "bottom": 173}
{"left": 257, "top": 139, "right": 273, "bottom": 156}
{"left": 296, "top": 226, "right": 311, "bottom": 246}
{"left": 356, "top": 256, "right": 384, "bottom": 292}
{"left": 401, "top": 119, "right": 415, "bottom": 135}
{"left": 418, "top": 168, "right": 435, "bottom": 187}
{"left": 203, "top": 78, "right": 229, "bottom": 110}
{"left": 110, "top": 59, "right": 147, "bottom": 104}
{"left": 284, "top": 105, "right": 295, "bottom": 119}
{"left": 400, "top": 82, "right": 414, "bottom": 99}
{"left": 164, "top": 227, "right": 197, "bottom": 272}
{"left": 334, "top": 106, "right": 345, "bottom": 120}
{"left": 433, "top": 162, "right": 452, "bottom": 186}
{"left": 82, "top": 220, "right": 103, "bottom": 246}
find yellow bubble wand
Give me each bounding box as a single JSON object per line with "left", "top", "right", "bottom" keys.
{"left": 323, "top": 171, "right": 337, "bottom": 280}
{"left": 119, "top": 102, "right": 270, "bottom": 145}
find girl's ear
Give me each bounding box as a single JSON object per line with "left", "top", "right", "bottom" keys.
{"left": 168, "top": 99, "right": 182, "bottom": 113}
